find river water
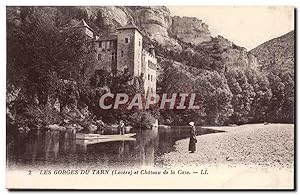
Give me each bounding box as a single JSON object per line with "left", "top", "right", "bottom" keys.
{"left": 7, "top": 126, "right": 220, "bottom": 169}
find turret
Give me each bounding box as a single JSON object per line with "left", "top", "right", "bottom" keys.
{"left": 73, "top": 19, "right": 94, "bottom": 39}
{"left": 148, "top": 44, "right": 155, "bottom": 57}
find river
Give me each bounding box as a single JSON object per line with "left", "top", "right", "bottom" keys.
{"left": 7, "top": 126, "right": 221, "bottom": 169}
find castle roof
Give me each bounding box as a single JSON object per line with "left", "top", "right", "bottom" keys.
{"left": 116, "top": 22, "right": 143, "bottom": 35}
{"left": 73, "top": 19, "right": 94, "bottom": 32}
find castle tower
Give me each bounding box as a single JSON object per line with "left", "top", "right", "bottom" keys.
{"left": 116, "top": 23, "right": 143, "bottom": 76}
{"left": 73, "top": 19, "right": 94, "bottom": 39}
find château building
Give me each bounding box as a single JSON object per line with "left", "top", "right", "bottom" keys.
{"left": 74, "top": 19, "right": 157, "bottom": 94}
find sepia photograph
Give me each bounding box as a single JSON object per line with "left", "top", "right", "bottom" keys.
{"left": 5, "top": 5, "right": 295, "bottom": 190}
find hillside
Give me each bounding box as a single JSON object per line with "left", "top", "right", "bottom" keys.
{"left": 6, "top": 6, "right": 294, "bottom": 127}
{"left": 250, "top": 31, "right": 294, "bottom": 73}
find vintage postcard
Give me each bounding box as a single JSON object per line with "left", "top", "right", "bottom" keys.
{"left": 6, "top": 6, "right": 295, "bottom": 190}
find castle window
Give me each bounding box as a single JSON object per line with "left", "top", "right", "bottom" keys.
{"left": 98, "top": 41, "right": 102, "bottom": 48}
{"left": 139, "top": 39, "right": 141, "bottom": 46}
{"left": 141, "top": 73, "right": 144, "bottom": 78}
{"left": 101, "top": 41, "right": 105, "bottom": 49}
{"left": 112, "top": 52, "right": 117, "bottom": 61}
{"left": 125, "top": 38, "right": 129, "bottom": 43}
{"left": 151, "top": 75, "right": 153, "bottom": 82}
{"left": 148, "top": 74, "right": 150, "bottom": 80}
{"left": 110, "top": 41, "right": 114, "bottom": 49}
{"left": 121, "top": 51, "right": 124, "bottom": 57}
{"left": 98, "top": 54, "right": 102, "bottom": 61}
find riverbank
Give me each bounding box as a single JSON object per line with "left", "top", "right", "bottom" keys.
{"left": 161, "top": 123, "right": 294, "bottom": 169}
{"left": 159, "top": 123, "right": 294, "bottom": 189}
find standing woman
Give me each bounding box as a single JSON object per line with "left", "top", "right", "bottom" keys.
{"left": 188, "top": 122, "right": 197, "bottom": 153}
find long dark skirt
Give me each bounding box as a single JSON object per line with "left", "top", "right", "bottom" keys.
{"left": 188, "top": 138, "right": 196, "bottom": 152}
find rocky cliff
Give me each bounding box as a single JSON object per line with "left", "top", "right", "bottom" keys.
{"left": 85, "top": 6, "right": 134, "bottom": 27}
{"left": 170, "top": 16, "right": 212, "bottom": 45}
{"left": 7, "top": 6, "right": 260, "bottom": 70}
{"left": 91, "top": 6, "right": 259, "bottom": 69}
{"left": 195, "top": 35, "right": 259, "bottom": 70}
{"left": 72, "top": 6, "right": 216, "bottom": 52}
{"left": 132, "top": 6, "right": 182, "bottom": 51}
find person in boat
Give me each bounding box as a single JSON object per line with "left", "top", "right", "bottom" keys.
{"left": 118, "top": 120, "right": 125, "bottom": 135}
{"left": 188, "top": 121, "right": 197, "bottom": 153}
{"left": 96, "top": 119, "right": 105, "bottom": 135}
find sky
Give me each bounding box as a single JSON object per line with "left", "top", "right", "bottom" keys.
{"left": 168, "top": 6, "right": 294, "bottom": 50}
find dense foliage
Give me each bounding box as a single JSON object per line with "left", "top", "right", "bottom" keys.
{"left": 7, "top": 7, "right": 156, "bottom": 129}
{"left": 158, "top": 56, "right": 294, "bottom": 125}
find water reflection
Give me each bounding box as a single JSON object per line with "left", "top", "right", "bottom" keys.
{"left": 7, "top": 126, "right": 219, "bottom": 168}
{"left": 135, "top": 127, "right": 158, "bottom": 166}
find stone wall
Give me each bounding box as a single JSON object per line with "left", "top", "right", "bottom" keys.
{"left": 117, "top": 29, "right": 136, "bottom": 74}
{"left": 142, "top": 50, "right": 157, "bottom": 94}
{"left": 95, "top": 39, "right": 117, "bottom": 72}
{"left": 133, "top": 30, "right": 143, "bottom": 76}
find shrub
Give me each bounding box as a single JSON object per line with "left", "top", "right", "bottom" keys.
{"left": 20, "top": 104, "right": 62, "bottom": 127}
{"left": 127, "top": 111, "right": 156, "bottom": 129}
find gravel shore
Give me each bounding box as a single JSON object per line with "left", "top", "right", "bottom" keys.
{"left": 160, "top": 124, "right": 294, "bottom": 169}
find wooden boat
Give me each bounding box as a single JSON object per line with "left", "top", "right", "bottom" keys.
{"left": 75, "top": 133, "right": 136, "bottom": 146}
{"left": 76, "top": 133, "right": 136, "bottom": 140}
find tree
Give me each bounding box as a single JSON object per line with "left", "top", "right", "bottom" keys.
{"left": 7, "top": 7, "right": 98, "bottom": 127}
{"left": 267, "top": 72, "right": 285, "bottom": 122}
{"left": 158, "top": 62, "right": 198, "bottom": 125}
{"left": 245, "top": 69, "right": 272, "bottom": 123}
{"left": 279, "top": 72, "right": 294, "bottom": 123}
{"left": 226, "top": 69, "right": 255, "bottom": 124}
{"left": 194, "top": 71, "right": 233, "bottom": 125}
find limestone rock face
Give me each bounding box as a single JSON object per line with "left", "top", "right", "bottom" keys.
{"left": 247, "top": 53, "right": 259, "bottom": 68}
{"left": 195, "top": 35, "right": 260, "bottom": 70}
{"left": 133, "top": 6, "right": 182, "bottom": 52}
{"left": 7, "top": 6, "right": 261, "bottom": 70}
{"left": 84, "top": 6, "right": 133, "bottom": 27}
{"left": 215, "top": 35, "right": 233, "bottom": 50}
{"left": 170, "top": 16, "right": 212, "bottom": 45}
{"left": 77, "top": 6, "right": 182, "bottom": 51}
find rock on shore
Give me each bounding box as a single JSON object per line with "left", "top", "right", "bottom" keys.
{"left": 161, "top": 124, "right": 294, "bottom": 169}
